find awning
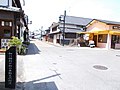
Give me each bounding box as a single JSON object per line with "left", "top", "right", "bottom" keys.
{"left": 77, "top": 30, "right": 120, "bottom": 35}
{"left": 77, "top": 30, "right": 107, "bottom": 34}
{"left": 109, "top": 30, "right": 120, "bottom": 34}
{"left": 77, "top": 32, "right": 92, "bottom": 34}
{"left": 89, "top": 29, "right": 109, "bottom": 34}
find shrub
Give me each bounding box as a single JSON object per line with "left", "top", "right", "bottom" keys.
{"left": 9, "top": 36, "right": 22, "bottom": 47}
{"left": 19, "top": 44, "right": 28, "bottom": 55}
{"left": 8, "top": 36, "right": 22, "bottom": 53}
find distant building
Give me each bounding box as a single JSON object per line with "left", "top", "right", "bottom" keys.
{"left": 86, "top": 19, "right": 120, "bottom": 49}
{"left": 48, "top": 16, "right": 92, "bottom": 45}
{"left": 48, "top": 15, "right": 120, "bottom": 49}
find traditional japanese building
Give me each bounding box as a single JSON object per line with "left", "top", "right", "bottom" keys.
{"left": 0, "top": 0, "right": 28, "bottom": 48}
{"left": 49, "top": 16, "right": 92, "bottom": 45}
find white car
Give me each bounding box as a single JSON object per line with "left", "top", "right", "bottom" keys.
{"left": 89, "top": 40, "right": 95, "bottom": 48}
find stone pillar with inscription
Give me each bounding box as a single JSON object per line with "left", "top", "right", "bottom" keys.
{"left": 5, "top": 46, "right": 17, "bottom": 89}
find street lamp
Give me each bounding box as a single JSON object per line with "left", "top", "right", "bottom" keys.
{"left": 59, "top": 10, "right": 66, "bottom": 46}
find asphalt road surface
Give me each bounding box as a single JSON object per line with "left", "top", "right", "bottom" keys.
{"left": 23, "top": 39, "right": 120, "bottom": 90}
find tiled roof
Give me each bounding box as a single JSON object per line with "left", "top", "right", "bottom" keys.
{"left": 97, "top": 19, "right": 120, "bottom": 25}
{"left": 60, "top": 15, "right": 93, "bottom": 26}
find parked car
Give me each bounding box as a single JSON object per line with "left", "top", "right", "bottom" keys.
{"left": 89, "top": 40, "right": 95, "bottom": 48}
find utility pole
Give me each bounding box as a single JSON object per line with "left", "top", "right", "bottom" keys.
{"left": 63, "top": 10, "right": 66, "bottom": 46}
{"left": 59, "top": 10, "right": 66, "bottom": 46}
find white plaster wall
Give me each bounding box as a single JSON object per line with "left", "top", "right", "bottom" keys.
{"left": 56, "top": 34, "right": 60, "bottom": 39}
{"left": 0, "top": 0, "right": 12, "bottom": 6}
{"left": 53, "top": 35, "right": 57, "bottom": 44}
{"left": 59, "top": 23, "right": 79, "bottom": 30}
{"left": 0, "top": 0, "right": 8, "bottom": 6}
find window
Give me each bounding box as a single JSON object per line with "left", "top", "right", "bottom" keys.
{"left": 65, "top": 33, "right": 76, "bottom": 38}
{"left": 1, "top": 21, "right": 12, "bottom": 26}
{"left": 1, "top": 21, "right": 4, "bottom": 26}
{"left": 9, "top": 22, "right": 12, "bottom": 26}
{"left": 4, "top": 30, "right": 11, "bottom": 37}
{"left": 112, "top": 35, "right": 120, "bottom": 44}
{"left": 98, "top": 34, "right": 107, "bottom": 43}
{"left": 116, "top": 35, "right": 120, "bottom": 43}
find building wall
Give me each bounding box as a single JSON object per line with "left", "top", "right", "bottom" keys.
{"left": 53, "top": 35, "right": 57, "bottom": 44}
{"left": 87, "top": 20, "right": 120, "bottom": 49}
{"left": 59, "top": 23, "right": 83, "bottom": 31}
{"left": 0, "top": 11, "right": 17, "bottom": 48}
{"left": 97, "top": 43, "right": 106, "bottom": 48}
{"left": 86, "top": 20, "right": 110, "bottom": 49}
{"left": 0, "top": 11, "right": 14, "bottom": 20}
{"left": 59, "top": 23, "right": 77, "bottom": 29}
{"left": 87, "top": 20, "right": 110, "bottom": 32}
{"left": 87, "top": 20, "right": 120, "bottom": 32}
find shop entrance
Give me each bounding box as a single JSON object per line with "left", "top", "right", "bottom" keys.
{"left": 111, "top": 35, "right": 120, "bottom": 49}
{"left": 111, "top": 35, "right": 115, "bottom": 49}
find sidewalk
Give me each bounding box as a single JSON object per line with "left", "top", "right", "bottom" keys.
{"left": 35, "top": 39, "right": 109, "bottom": 50}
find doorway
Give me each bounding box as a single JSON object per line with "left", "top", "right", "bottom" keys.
{"left": 93, "top": 35, "right": 97, "bottom": 47}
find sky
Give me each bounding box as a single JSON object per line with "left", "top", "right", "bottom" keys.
{"left": 22, "top": 0, "right": 120, "bottom": 31}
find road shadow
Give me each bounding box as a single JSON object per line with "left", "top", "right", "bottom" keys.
{"left": 25, "top": 81, "right": 58, "bottom": 90}
{"left": 0, "top": 82, "right": 24, "bottom": 90}
{"left": 27, "top": 43, "right": 41, "bottom": 55}
{"left": 0, "top": 74, "right": 60, "bottom": 90}
{"left": 24, "top": 74, "right": 60, "bottom": 90}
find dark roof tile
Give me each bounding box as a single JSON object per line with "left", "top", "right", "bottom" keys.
{"left": 60, "top": 15, "right": 93, "bottom": 26}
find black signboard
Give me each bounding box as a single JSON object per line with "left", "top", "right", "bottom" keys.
{"left": 5, "top": 46, "right": 17, "bottom": 89}
{"left": 113, "top": 26, "right": 120, "bottom": 30}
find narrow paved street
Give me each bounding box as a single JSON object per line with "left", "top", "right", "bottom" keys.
{"left": 23, "top": 39, "right": 120, "bottom": 90}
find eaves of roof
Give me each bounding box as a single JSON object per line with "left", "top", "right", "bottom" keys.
{"left": 65, "top": 29, "right": 83, "bottom": 33}
{"left": 86, "top": 19, "right": 120, "bottom": 27}
{"left": 49, "top": 31, "right": 61, "bottom": 34}
{"left": 0, "top": 7, "right": 20, "bottom": 12}
{"left": 97, "top": 19, "right": 120, "bottom": 25}
{"left": 50, "top": 22, "right": 59, "bottom": 28}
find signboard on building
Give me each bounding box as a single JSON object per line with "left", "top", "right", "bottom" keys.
{"left": 5, "top": 46, "right": 17, "bottom": 89}
{"left": 113, "top": 26, "right": 120, "bottom": 30}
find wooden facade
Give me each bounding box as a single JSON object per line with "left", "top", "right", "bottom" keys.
{"left": 0, "top": 0, "right": 28, "bottom": 48}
